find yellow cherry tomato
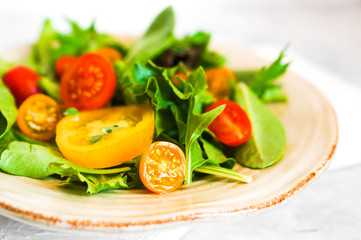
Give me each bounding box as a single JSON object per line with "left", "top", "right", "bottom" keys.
{"left": 56, "top": 105, "right": 154, "bottom": 168}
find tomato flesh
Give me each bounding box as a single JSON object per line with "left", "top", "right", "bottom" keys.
{"left": 206, "top": 100, "right": 252, "bottom": 146}
{"left": 139, "top": 141, "right": 186, "bottom": 194}
{"left": 17, "top": 94, "right": 61, "bottom": 141}
{"left": 60, "top": 53, "right": 116, "bottom": 110}
{"left": 205, "top": 68, "right": 236, "bottom": 100}
{"left": 56, "top": 105, "right": 154, "bottom": 168}
{"left": 2, "top": 66, "right": 41, "bottom": 106}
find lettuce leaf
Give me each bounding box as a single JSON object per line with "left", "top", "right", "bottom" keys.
{"left": 0, "top": 81, "right": 17, "bottom": 139}
{"left": 0, "top": 141, "right": 140, "bottom": 193}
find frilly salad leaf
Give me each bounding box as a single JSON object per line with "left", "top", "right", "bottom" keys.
{"left": 29, "top": 19, "right": 127, "bottom": 79}
{"left": 0, "top": 141, "right": 140, "bottom": 193}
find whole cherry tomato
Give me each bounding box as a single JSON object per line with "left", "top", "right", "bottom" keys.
{"left": 205, "top": 68, "right": 236, "bottom": 100}
{"left": 2, "top": 66, "right": 41, "bottom": 106}
{"left": 206, "top": 100, "right": 252, "bottom": 147}
{"left": 55, "top": 55, "right": 77, "bottom": 78}
{"left": 94, "top": 47, "right": 122, "bottom": 63}
{"left": 60, "top": 53, "right": 116, "bottom": 110}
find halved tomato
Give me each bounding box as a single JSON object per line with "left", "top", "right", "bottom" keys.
{"left": 206, "top": 100, "right": 252, "bottom": 147}
{"left": 60, "top": 53, "right": 116, "bottom": 110}
{"left": 17, "top": 94, "right": 62, "bottom": 141}
{"left": 139, "top": 141, "right": 186, "bottom": 194}
{"left": 56, "top": 105, "right": 154, "bottom": 168}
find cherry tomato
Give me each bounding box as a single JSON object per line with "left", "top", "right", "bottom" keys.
{"left": 173, "top": 72, "right": 186, "bottom": 85}
{"left": 2, "top": 66, "right": 41, "bottom": 106}
{"left": 55, "top": 55, "right": 77, "bottom": 78}
{"left": 56, "top": 105, "right": 154, "bottom": 168}
{"left": 205, "top": 68, "right": 236, "bottom": 100}
{"left": 94, "top": 47, "right": 122, "bottom": 63}
{"left": 17, "top": 94, "right": 62, "bottom": 141}
{"left": 206, "top": 100, "right": 252, "bottom": 147}
{"left": 60, "top": 53, "right": 116, "bottom": 110}
{"left": 139, "top": 141, "right": 186, "bottom": 194}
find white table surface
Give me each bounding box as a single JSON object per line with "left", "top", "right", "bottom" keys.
{"left": 0, "top": 0, "right": 361, "bottom": 239}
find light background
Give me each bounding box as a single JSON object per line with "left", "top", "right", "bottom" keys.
{"left": 0, "top": 0, "right": 360, "bottom": 239}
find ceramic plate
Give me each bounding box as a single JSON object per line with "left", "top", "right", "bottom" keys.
{"left": 0, "top": 41, "right": 338, "bottom": 233}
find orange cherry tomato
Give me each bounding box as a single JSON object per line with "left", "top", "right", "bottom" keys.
{"left": 205, "top": 68, "right": 236, "bottom": 100}
{"left": 2, "top": 66, "right": 41, "bottom": 106}
{"left": 17, "top": 94, "right": 62, "bottom": 141}
{"left": 139, "top": 141, "right": 186, "bottom": 194}
{"left": 55, "top": 55, "right": 77, "bottom": 78}
{"left": 206, "top": 100, "right": 252, "bottom": 147}
{"left": 94, "top": 47, "right": 122, "bottom": 63}
{"left": 173, "top": 72, "right": 186, "bottom": 85}
{"left": 60, "top": 53, "right": 116, "bottom": 110}
{"left": 56, "top": 105, "right": 154, "bottom": 169}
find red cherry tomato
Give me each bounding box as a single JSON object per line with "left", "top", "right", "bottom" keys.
{"left": 206, "top": 100, "right": 252, "bottom": 147}
{"left": 60, "top": 53, "right": 116, "bottom": 110}
{"left": 2, "top": 66, "right": 41, "bottom": 106}
{"left": 55, "top": 55, "right": 77, "bottom": 78}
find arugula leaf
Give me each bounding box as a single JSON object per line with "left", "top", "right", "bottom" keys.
{"left": 124, "top": 6, "right": 175, "bottom": 66}
{"left": 194, "top": 165, "right": 252, "bottom": 183}
{"left": 0, "top": 81, "right": 17, "bottom": 139}
{"left": 233, "top": 83, "right": 286, "bottom": 168}
{"left": 234, "top": 50, "right": 289, "bottom": 102}
{"left": 184, "top": 104, "right": 225, "bottom": 183}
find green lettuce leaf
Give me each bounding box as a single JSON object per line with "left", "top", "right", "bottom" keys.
{"left": 233, "top": 83, "right": 286, "bottom": 168}
{"left": 124, "top": 6, "right": 175, "bottom": 66}
{"left": 0, "top": 141, "right": 139, "bottom": 193}
{"left": 0, "top": 81, "right": 17, "bottom": 139}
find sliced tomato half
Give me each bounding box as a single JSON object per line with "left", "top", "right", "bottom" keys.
{"left": 56, "top": 105, "right": 154, "bottom": 168}
{"left": 60, "top": 53, "right": 116, "bottom": 110}
{"left": 17, "top": 94, "right": 62, "bottom": 141}
{"left": 139, "top": 141, "right": 186, "bottom": 194}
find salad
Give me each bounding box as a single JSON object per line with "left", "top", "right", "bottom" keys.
{"left": 0, "top": 7, "right": 288, "bottom": 194}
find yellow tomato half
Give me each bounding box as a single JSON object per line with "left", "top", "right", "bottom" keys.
{"left": 56, "top": 105, "right": 154, "bottom": 168}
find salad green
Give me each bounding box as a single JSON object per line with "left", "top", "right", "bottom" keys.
{"left": 0, "top": 7, "right": 288, "bottom": 194}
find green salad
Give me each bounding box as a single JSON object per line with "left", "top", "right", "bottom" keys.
{"left": 0, "top": 7, "right": 288, "bottom": 194}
